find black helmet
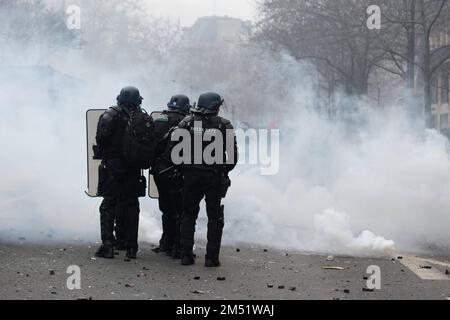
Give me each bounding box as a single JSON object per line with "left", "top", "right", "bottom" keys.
{"left": 167, "top": 94, "right": 191, "bottom": 114}
{"left": 192, "top": 92, "right": 224, "bottom": 114}
{"left": 117, "top": 86, "right": 143, "bottom": 107}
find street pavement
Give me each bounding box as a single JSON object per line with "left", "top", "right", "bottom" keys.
{"left": 0, "top": 241, "right": 449, "bottom": 300}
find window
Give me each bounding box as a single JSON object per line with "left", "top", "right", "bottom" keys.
{"left": 440, "top": 114, "right": 449, "bottom": 129}
{"left": 431, "top": 76, "right": 438, "bottom": 104}
{"left": 441, "top": 71, "right": 449, "bottom": 104}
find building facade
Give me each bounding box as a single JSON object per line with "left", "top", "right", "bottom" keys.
{"left": 430, "top": 21, "right": 450, "bottom": 131}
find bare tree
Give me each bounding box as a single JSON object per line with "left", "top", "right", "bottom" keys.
{"left": 171, "top": 16, "right": 306, "bottom": 125}
{"left": 76, "top": 0, "right": 181, "bottom": 67}
{"left": 371, "top": 0, "right": 450, "bottom": 125}
{"left": 255, "top": 0, "right": 450, "bottom": 125}
{"left": 255, "top": 0, "right": 387, "bottom": 98}
{"left": 0, "top": 0, "right": 79, "bottom": 63}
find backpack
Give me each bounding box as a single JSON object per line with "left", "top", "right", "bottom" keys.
{"left": 116, "top": 106, "right": 155, "bottom": 169}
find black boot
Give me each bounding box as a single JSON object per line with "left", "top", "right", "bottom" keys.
{"left": 205, "top": 206, "right": 225, "bottom": 267}
{"left": 152, "top": 241, "right": 172, "bottom": 254}
{"left": 126, "top": 247, "right": 138, "bottom": 259}
{"left": 181, "top": 253, "right": 195, "bottom": 266}
{"left": 166, "top": 244, "right": 174, "bottom": 257}
{"left": 114, "top": 239, "right": 127, "bottom": 251}
{"left": 171, "top": 246, "right": 181, "bottom": 260}
{"left": 124, "top": 198, "right": 140, "bottom": 258}
{"left": 157, "top": 238, "right": 170, "bottom": 253}
{"left": 205, "top": 257, "right": 221, "bottom": 268}
{"left": 95, "top": 241, "right": 115, "bottom": 259}
{"left": 98, "top": 198, "right": 116, "bottom": 259}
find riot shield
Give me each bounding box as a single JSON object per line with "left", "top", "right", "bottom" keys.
{"left": 86, "top": 109, "right": 160, "bottom": 198}
{"left": 148, "top": 174, "right": 159, "bottom": 199}
{"left": 85, "top": 109, "right": 106, "bottom": 197}
{"left": 148, "top": 111, "right": 164, "bottom": 199}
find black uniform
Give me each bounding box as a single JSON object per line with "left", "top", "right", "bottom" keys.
{"left": 96, "top": 104, "right": 142, "bottom": 256}
{"left": 175, "top": 111, "right": 238, "bottom": 265}
{"left": 152, "top": 110, "right": 187, "bottom": 256}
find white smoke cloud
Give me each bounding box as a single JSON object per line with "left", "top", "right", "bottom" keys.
{"left": 313, "top": 209, "right": 395, "bottom": 256}
{"left": 1, "top": 1, "right": 449, "bottom": 258}
{"left": 217, "top": 103, "right": 450, "bottom": 255}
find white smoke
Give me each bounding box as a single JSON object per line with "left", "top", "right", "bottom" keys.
{"left": 1, "top": 1, "right": 450, "bottom": 257}
{"left": 313, "top": 210, "right": 395, "bottom": 255}
{"left": 218, "top": 102, "right": 450, "bottom": 255}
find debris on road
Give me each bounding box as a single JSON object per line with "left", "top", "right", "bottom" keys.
{"left": 420, "top": 265, "right": 432, "bottom": 270}
{"left": 236, "top": 248, "right": 241, "bottom": 252}
{"left": 191, "top": 290, "right": 205, "bottom": 295}
{"left": 322, "top": 266, "right": 344, "bottom": 270}
{"left": 5, "top": 243, "right": 448, "bottom": 300}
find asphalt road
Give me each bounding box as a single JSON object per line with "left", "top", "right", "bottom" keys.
{"left": 0, "top": 241, "right": 449, "bottom": 300}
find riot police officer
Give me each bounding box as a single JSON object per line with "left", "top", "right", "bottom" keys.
{"left": 95, "top": 86, "right": 144, "bottom": 260}
{"left": 152, "top": 95, "right": 191, "bottom": 259}
{"left": 172, "top": 92, "right": 238, "bottom": 267}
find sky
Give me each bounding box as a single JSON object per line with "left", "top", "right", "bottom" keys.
{"left": 144, "top": 0, "right": 257, "bottom": 26}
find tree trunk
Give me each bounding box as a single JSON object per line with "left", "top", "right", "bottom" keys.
{"left": 420, "top": 0, "right": 434, "bottom": 127}
{"left": 424, "top": 73, "right": 433, "bottom": 126}
{"left": 406, "top": 0, "right": 416, "bottom": 89}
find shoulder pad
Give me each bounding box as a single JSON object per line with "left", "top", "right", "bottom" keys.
{"left": 154, "top": 112, "right": 170, "bottom": 122}
{"left": 100, "top": 107, "right": 120, "bottom": 121}
{"left": 178, "top": 115, "right": 194, "bottom": 128}
{"left": 109, "top": 105, "right": 121, "bottom": 113}
{"left": 219, "top": 117, "right": 233, "bottom": 129}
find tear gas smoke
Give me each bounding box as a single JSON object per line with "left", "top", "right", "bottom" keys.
{"left": 1, "top": 2, "right": 449, "bottom": 257}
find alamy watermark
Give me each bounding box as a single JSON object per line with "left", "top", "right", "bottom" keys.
{"left": 170, "top": 122, "right": 280, "bottom": 176}
{"left": 367, "top": 5, "right": 381, "bottom": 30}
{"left": 366, "top": 265, "right": 382, "bottom": 290}
{"left": 66, "top": 265, "right": 81, "bottom": 290}
{"left": 66, "top": 5, "right": 81, "bottom": 30}
{"left": 64, "top": 4, "right": 381, "bottom": 31}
